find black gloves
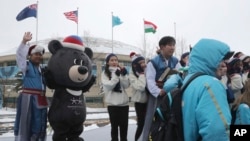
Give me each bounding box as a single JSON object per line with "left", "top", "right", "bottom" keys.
{"left": 115, "top": 68, "right": 127, "bottom": 76}
{"left": 82, "top": 75, "right": 96, "bottom": 93}
{"left": 115, "top": 69, "right": 121, "bottom": 76}
{"left": 120, "top": 68, "right": 128, "bottom": 76}
{"left": 113, "top": 81, "right": 122, "bottom": 93}
{"left": 113, "top": 68, "right": 124, "bottom": 92}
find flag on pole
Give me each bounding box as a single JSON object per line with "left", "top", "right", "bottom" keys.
{"left": 64, "top": 10, "right": 78, "bottom": 23}
{"left": 144, "top": 20, "right": 157, "bottom": 33}
{"left": 16, "top": 4, "right": 37, "bottom": 21}
{"left": 112, "top": 15, "right": 122, "bottom": 27}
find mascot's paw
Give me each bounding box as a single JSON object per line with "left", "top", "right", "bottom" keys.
{"left": 82, "top": 75, "right": 96, "bottom": 93}
{"left": 42, "top": 66, "right": 57, "bottom": 89}
{"left": 69, "top": 137, "right": 84, "bottom": 141}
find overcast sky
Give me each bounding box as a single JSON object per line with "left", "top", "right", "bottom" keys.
{"left": 0, "top": 0, "right": 250, "bottom": 56}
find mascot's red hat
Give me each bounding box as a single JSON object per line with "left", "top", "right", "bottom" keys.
{"left": 61, "top": 35, "right": 85, "bottom": 51}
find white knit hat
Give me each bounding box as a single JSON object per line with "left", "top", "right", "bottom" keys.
{"left": 28, "top": 45, "right": 45, "bottom": 55}
{"left": 130, "top": 52, "right": 143, "bottom": 62}
{"left": 132, "top": 55, "right": 145, "bottom": 65}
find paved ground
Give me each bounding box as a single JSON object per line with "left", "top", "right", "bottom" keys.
{"left": 0, "top": 124, "right": 137, "bottom": 141}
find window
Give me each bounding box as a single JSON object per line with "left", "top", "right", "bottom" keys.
{"left": 85, "top": 97, "right": 103, "bottom": 103}
{"left": 121, "top": 61, "right": 131, "bottom": 71}
{"left": 123, "top": 61, "right": 131, "bottom": 67}
{"left": 101, "top": 65, "right": 105, "bottom": 71}
{"left": 92, "top": 64, "right": 97, "bottom": 75}
{"left": 6, "top": 61, "right": 16, "bottom": 66}
{"left": 0, "top": 66, "right": 19, "bottom": 78}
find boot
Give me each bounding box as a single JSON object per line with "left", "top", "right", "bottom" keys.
{"left": 30, "top": 134, "right": 38, "bottom": 141}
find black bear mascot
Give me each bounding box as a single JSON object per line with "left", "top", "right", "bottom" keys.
{"left": 44, "top": 35, "right": 96, "bottom": 141}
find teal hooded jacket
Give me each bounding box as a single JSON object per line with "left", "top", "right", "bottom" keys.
{"left": 182, "top": 39, "right": 231, "bottom": 141}
{"left": 234, "top": 103, "right": 250, "bottom": 124}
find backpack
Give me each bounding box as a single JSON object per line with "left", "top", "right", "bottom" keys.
{"left": 149, "top": 72, "right": 205, "bottom": 141}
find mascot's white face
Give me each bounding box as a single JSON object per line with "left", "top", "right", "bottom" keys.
{"left": 69, "top": 65, "right": 89, "bottom": 82}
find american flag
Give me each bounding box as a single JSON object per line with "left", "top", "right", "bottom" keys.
{"left": 64, "top": 10, "right": 78, "bottom": 24}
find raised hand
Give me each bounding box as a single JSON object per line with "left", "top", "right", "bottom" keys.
{"left": 120, "top": 67, "right": 128, "bottom": 76}
{"left": 22, "top": 32, "right": 32, "bottom": 44}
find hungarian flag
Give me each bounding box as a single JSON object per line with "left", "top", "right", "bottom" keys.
{"left": 16, "top": 4, "right": 37, "bottom": 21}
{"left": 64, "top": 10, "right": 78, "bottom": 23}
{"left": 144, "top": 20, "right": 157, "bottom": 33}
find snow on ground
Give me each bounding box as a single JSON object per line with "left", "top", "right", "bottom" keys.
{"left": 0, "top": 107, "right": 137, "bottom": 137}
{"left": 0, "top": 108, "right": 16, "bottom": 115}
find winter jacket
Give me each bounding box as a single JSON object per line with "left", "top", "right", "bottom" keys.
{"left": 140, "top": 54, "right": 179, "bottom": 141}
{"left": 129, "top": 70, "right": 147, "bottom": 103}
{"left": 229, "top": 74, "right": 243, "bottom": 100}
{"left": 163, "top": 73, "right": 183, "bottom": 93}
{"left": 101, "top": 71, "right": 130, "bottom": 106}
{"left": 182, "top": 39, "right": 231, "bottom": 141}
{"left": 234, "top": 103, "right": 250, "bottom": 124}
{"left": 242, "top": 72, "right": 249, "bottom": 85}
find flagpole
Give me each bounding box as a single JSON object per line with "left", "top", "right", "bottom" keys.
{"left": 143, "top": 19, "right": 146, "bottom": 57}
{"left": 77, "top": 7, "right": 79, "bottom": 36}
{"left": 174, "top": 22, "right": 176, "bottom": 56}
{"left": 111, "top": 12, "right": 114, "bottom": 53}
{"left": 36, "top": 1, "right": 39, "bottom": 43}
{"left": 174, "top": 22, "right": 176, "bottom": 39}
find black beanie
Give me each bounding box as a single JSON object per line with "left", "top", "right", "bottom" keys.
{"left": 132, "top": 56, "right": 145, "bottom": 65}
{"left": 105, "top": 53, "right": 117, "bottom": 63}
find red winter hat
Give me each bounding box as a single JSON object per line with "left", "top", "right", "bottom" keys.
{"left": 130, "top": 52, "right": 141, "bottom": 62}
{"left": 130, "top": 52, "right": 136, "bottom": 58}
{"left": 61, "top": 35, "right": 85, "bottom": 51}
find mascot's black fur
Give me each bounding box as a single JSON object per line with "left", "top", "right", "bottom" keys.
{"left": 44, "top": 37, "right": 96, "bottom": 141}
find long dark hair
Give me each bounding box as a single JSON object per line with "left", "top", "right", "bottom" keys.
{"left": 104, "top": 64, "right": 112, "bottom": 80}
{"left": 104, "top": 64, "right": 122, "bottom": 92}
{"left": 131, "top": 62, "right": 139, "bottom": 78}
{"left": 232, "top": 78, "right": 250, "bottom": 110}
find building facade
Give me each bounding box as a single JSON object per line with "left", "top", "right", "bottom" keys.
{"left": 0, "top": 36, "right": 143, "bottom": 108}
